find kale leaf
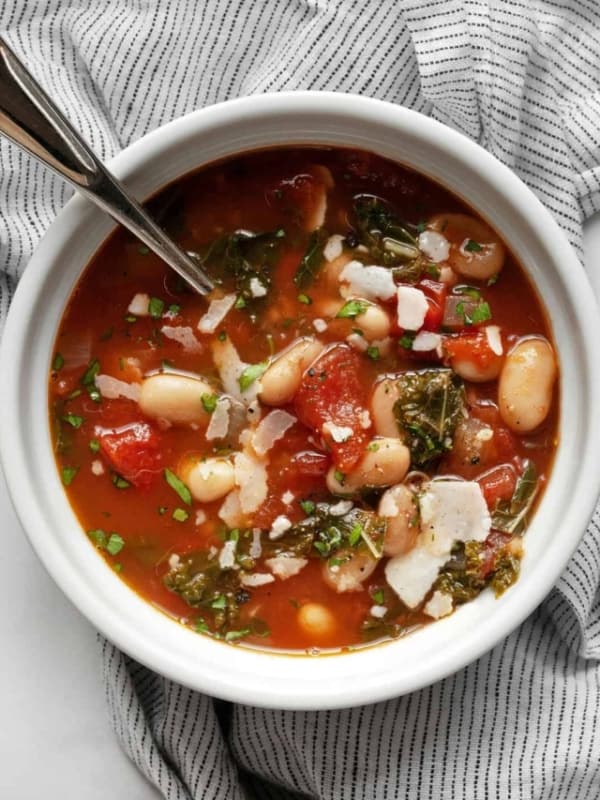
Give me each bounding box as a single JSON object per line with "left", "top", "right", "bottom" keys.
{"left": 163, "top": 550, "right": 246, "bottom": 631}
{"left": 201, "top": 228, "right": 285, "bottom": 302}
{"left": 351, "top": 195, "right": 423, "bottom": 275}
{"left": 293, "top": 227, "right": 329, "bottom": 288}
{"left": 434, "top": 539, "right": 521, "bottom": 604}
{"left": 393, "top": 369, "right": 466, "bottom": 466}
{"left": 262, "top": 503, "right": 387, "bottom": 560}
{"left": 491, "top": 461, "right": 538, "bottom": 535}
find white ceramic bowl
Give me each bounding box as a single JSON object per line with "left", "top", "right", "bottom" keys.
{"left": 2, "top": 92, "right": 599, "bottom": 710}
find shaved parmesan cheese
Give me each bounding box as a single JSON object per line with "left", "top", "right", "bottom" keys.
{"left": 385, "top": 480, "right": 491, "bottom": 608}
{"left": 197, "top": 294, "right": 236, "bottom": 334}
{"left": 205, "top": 397, "right": 231, "bottom": 441}
{"left": 322, "top": 421, "right": 353, "bottom": 443}
{"left": 419, "top": 480, "right": 491, "bottom": 557}
{"left": 269, "top": 514, "right": 292, "bottom": 540}
{"left": 424, "top": 590, "right": 453, "bottom": 619}
{"left": 95, "top": 374, "right": 141, "bottom": 401}
{"left": 160, "top": 325, "right": 202, "bottom": 352}
{"left": 418, "top": 230, "right": 450, "bottom": 263}
{"left": 329, "top": 500, "right": 353, "bottom": 516}
{"left": 241, "top": 572, "right": 275, "bottom": 587}
{"left": 324, "top": 234, "right": 345, "bottom": 262}
{"left": 313, "top": 318, "right": 328, "bottom": 333}
{"left": 265, "top": 556, "right": 308, "bottom": 580}
{"left": 370, "top": 605, "right": 387, "bottom": 619}
{"left": 339, "top": 261, "right": 396, "bottom": 301}
{"left": 485, "top": 325, "right": 503, "bottom": 356}
{"left": 385, "top": 546, "right": 448, "bottom": 609}
{"left": 346, "top": 332, "right": 369, "bottom": 352}
{"left": 218, "top": 540, "right": 237, "bottom": 569}
{"left": 91, "top": 460, "right": 104, "bottom": 476}
{"left": 218, "top": 489, "right": 246, "bottom": 528}
{"left": 128, "top": 293, "right": 150, "bottom": 316}
{"left": 249, "top": 277, "right": 267, "bottom": 298}
{"left": 168, "top": 553, "right": 180, "bottom": 570}
{"left": 211, "top": 338, "right": 261, "bottom": 404}
{"left": 306, "top": 183, "right": 327, "bottom": 231}
{"left": 249, "top": 528, "right": 262, "bottom": 559}
{"left": 359, "top": 410, "right": 372, "bottom": 430}
{"left": 396, "top": 286, "right": 429, "bottom": 331}
{"left": 281, "top": 490, "right": 294, "bottom": 505}
{"left": 252, "top": 410, "right": 297, "bottom": 456}
{"left": 195, "top": 509, "right": 207, "bottom": 526}
{"left": 412, "top": 331, "right": 442, "bottom": 353}
{"left": 234, "top": 451, "right": 268, "bottom": 514}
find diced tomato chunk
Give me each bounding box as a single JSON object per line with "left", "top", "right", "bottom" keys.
{"left": 477, "top": 464, "right": 517, "bottom": 508}
{"left": 293, "top": 343, "right": 370, "bottom": 471}
{"left": 443, "top": 331, "right": 497, "bottom": 369}
{"left": 479, "top": 530, "right": 513, "bottom": 578}
{"left": 418, "top": 279, "right": 447, "bottom": 332}
{"left": 97, "top": 422, "right": 163, "bottom": 488}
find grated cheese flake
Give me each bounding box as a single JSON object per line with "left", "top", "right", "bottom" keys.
{"left": 197, "top": 294, "right": 237, "bottom": 334}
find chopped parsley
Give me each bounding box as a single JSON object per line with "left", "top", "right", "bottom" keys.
{"left": 111, "top": 474, "right": 130, "bottom": 489}
{"left": 87, "top": 529, "right": 124, "bottom": 556}
{"left": 399, "top": 332, "right": 415, "bottom": 350}
{"left": 234, "top": 296, "right": 247, "bottom": 309}
{"left": 106, "top": 533, "right": 125, "bottom": 555}
{"left": 297, "top": 293, "right": 312, "bottom": 305}
{"left": 464, "top": 239, "right": 483, "bottom": 252}
{"left": 336, "top": 299, "right": 369, "bottom": 319}
{"left": 148, "top": 297, "right": 165, "bottom": 319}
{"left": 456, "top": 300, "right": 492, "bottom": 326}
{"left": 371, "top": 588, "right": 385, "bottom": 605}
{"left": 366, "top": 346, "right": 380, "bottom": 360}
{"left": 52, "top": 353, "right": 64, "bottom": 371}
{"left": 89, "top": 439, "right": 100, "bottom": 453}
{"left": 80, "top": 358, "right": 101, "bottom": 403}
{"left": 238, "top": 360, "right": 269, "bottom": 392}
{"left": 164, "top": 468, "right": 192, "bottom": 506}
{"left": 299, "top": 499, "right": 316, "bottom": 516}
{"left": 61, "top": 466, "right": 79, "bottom": 486}
{"left": 61, "top": 413, "right": 84, "bottom": 429}
{"left": 201, "top": 393, "right": 218, "bottom": 413}
{"left": 173, "top": 508, "right": 189, "bottom": 522}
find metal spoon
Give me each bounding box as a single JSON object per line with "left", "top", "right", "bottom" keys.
{"left": 0, "top": 38, "right": 214, "bottom": 295}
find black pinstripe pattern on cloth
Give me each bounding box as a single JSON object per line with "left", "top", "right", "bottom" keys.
{"left": 3, "top": 1, "right": 600, "bottom": 797}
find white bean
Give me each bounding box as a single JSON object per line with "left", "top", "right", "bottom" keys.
{"left": 297, "top": 602, "right": 336, "bottom": 637}
{"left": 429, "top": 213, "right": 505, "bottom": 281}
{"left": 139, "top": 373, "right": 213, "bottom": 425}
{"left": 370, "top": 378, "right": 402, "bottom": 438}
{"left": 259, "top": 338, "right": 324, "bottom": 406}
{"left": 451, "top": 355, "right": 502, "bottom": 383}
{"left": 498, "top": 337, "right": 557, "bottom": 432}
{"left": 322, "top": 552, "right": 378, "bottom": 593}
{"left": 326, "top": 437, "right": 410, "bottom": 494}
{"left": 180, "top": 458, "right": 235, "bottom": 503}
{"left": 379, "top": 484, "right": 419, "bottom": 556}
{"left": 355, "top": 303, "right": 391, "bottom": 341}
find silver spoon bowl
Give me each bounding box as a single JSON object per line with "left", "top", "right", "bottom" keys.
{"left": 0, "top": 38, "right": 214, "bottom": 296}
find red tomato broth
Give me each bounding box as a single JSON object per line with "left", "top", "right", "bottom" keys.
{"left": 49, "top": 146, "right": 559, "bottom": 652}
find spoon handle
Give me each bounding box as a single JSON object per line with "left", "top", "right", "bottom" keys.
{"left": 0, "top": 38, "right": 214, "bottom": 295}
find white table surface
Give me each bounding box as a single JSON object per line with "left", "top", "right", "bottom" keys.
{"left": 2, "top": 214, "right": 600, "bottom": 799}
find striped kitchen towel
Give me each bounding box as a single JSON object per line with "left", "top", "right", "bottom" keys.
{"left": 3, "top": 1, "right": 600, "bottom": 797}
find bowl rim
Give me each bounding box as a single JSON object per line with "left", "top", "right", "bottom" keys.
{"left": 2, "top": 90, "right": 600, "bottom": 709}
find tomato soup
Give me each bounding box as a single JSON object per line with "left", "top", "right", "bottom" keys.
{"left": 49, "top": 147, "right": 558, "bottom": 652}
